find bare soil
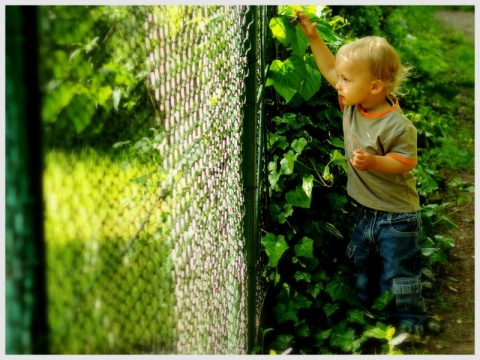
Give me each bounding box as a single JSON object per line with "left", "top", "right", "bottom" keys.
{"left": 402, "top": 10, "right": 475, "bottom": 355}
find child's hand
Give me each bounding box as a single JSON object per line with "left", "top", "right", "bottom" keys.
{"left": 295, "top": 10, "right": 318, "bottom": 39}
{"left": 351, "top": 149, "right": 376, "bottom": 171}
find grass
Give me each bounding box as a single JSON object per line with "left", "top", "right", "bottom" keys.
{"left": 43, "top": 147, "right": 177, "bottom": 353}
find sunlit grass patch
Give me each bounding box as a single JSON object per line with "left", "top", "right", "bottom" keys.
{"left": 43, "top": 148, "right": 176, "bottom": 353}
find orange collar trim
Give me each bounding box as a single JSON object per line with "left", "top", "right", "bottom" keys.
{"left": 358, "top": 96, "right": 400, "bottom": 118}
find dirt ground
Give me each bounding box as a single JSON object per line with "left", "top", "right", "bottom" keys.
{"left": 402, "top": 10, "right": 475, "bottom": 355}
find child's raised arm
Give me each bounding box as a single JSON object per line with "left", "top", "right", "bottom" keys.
{"left": 296, "top": 10, "right": 338, "bottom": 88}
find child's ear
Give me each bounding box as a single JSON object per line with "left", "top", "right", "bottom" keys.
{"left": 370, "top": 80, "right": 384, "bottom": 94}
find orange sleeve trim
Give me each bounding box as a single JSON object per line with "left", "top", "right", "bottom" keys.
{"left": 386, "top": 153, "right": 417, "bottom": 165}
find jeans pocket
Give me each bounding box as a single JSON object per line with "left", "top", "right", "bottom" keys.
{"left": 388, "top": 212, "right": 421, "bottom": 236}
{"left": 392, "top": 277, "right": 424, "bottom": 313}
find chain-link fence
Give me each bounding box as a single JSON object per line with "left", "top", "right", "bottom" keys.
{"left": 6, "top": 5, "right": 271, "bottom": 355}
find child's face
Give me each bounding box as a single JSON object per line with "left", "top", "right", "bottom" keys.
{"left": 334, "top": 56, "right": 375, "bottom": 107}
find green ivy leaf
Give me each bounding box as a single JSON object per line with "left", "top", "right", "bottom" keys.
{"left": 286, "top": 183, "right": 311, "bottom": 208}
{"left": 291, "top": 137, "right": 308, "bottom": 154}
{"left": 271, "top": 334, "right": 294, "bottom": 352}
{"left": 279, "top": 203, "right": 294, "bottom": 224}
{"left": 266, "top": 56, "right": 307, "bottom": 103}
{"left": 307, "top": 282, "right": 324, "bottom": 299}
{"left": 347, "top": 309, "right": 366, "bottom": 325}
{"left": 294, "top": 271, "right": 312, "bottom": 283}
{"left": 294, "top": 294, "right": 312, "bottom": 309}
{"left": 371, "top": 290, "right": 394, "bottom": 311}
{"left": 322, "top": 164, "right": 333, "bottom": 182}
{"left": 363, "top": 326, "right": 387, "bottom": 339}
{"left": 330, "top": 326, "right": 356, "bottom": 352}
{"left": 294, "top": 236, "right": 314, "bottom": 259}
{"left": 261, "top": 233, "right": 289, "bottom": 267}
{"left": 280, "top": 150, "right": 298, "bottom": 175}
{"left": 298, "top": 56, "right": 321, "bottom": 100}
{"left": 295, "top": 320, "right": 310, "bottom": 337}
{"left": 330, "top": 149, "right": 348, "bottom": 173}
{"left": 315, "top": 328, "right": 332, "bottom": 342}
{"left": 326, "top": 193, "right": 348, "bottom": 212}
{"left": 302, "top": 174, "right": 314, "bottom": 199}
{"left": 291, "top": 26, "right": 310, "bottom": 57}
{"left": 269, "top": 17, "right": 295, "bottom": 46}
{"left": 328, "top": 136, "right": 344, "bottom": 148}
{"left": 325, "top": 279, "right": 357, "bottom": 305}
{"left": 269, "top": 132, "right": 289, "bottom": 150}
{"left": 268, "top": 156, "right": 281, "bottom": 190}
{"left": 323, "top": 302, "right": 339, "bottom": 317}
{"left": 273, "top": 301, "right": 298, "bottom": 324}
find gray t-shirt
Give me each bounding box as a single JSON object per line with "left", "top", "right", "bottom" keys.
{"left": 341, "top": 96, "right": 420, "bottom": 213}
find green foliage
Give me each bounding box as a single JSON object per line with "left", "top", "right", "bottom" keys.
{"left": 260, "top": 5, "right": 401, "bottom": 355}
{"left": 266, "top": 6, "right": 343, "bottom": 104}
{"left": 39, "top": 6, "right": 156, "bottom": 149}
{"left": 260, "top": 5, "right": 473, "bottom": 355}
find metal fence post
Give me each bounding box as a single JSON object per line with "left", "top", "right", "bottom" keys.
{"left": 241, "top": 5, "right": 260, "bottom": 353}
{"left": 5, "top": 5, "right": 48, "bottom": 354}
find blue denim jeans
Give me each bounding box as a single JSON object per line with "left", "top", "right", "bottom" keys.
{"left": 346, "top": 205, "right": 427, "bottom": 325}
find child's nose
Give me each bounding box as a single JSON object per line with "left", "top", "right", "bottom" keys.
{"left": 335, "top": 81, "right": 341, "bottom": 91}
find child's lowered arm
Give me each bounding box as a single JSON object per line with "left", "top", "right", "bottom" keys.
{"left": 351, "top": 149, "right": 416, "bottom": 174}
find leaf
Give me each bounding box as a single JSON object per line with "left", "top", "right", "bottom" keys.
{"left": 347, "top": 308, "right": 365, "bottom": 325}
{"left": 326, "top": 193, "right": 348, "bottom": 212}
{"left": 315, "top": 328, "right": 332, "bottom": 342}
{"left": 261, "top": 233, "right": 289, "bottom": 267}
{"left": 307, "top": 282, "right": 323, "bottom": 299}
{"left": 294, "top": 236, "right": 314, "bottom": 259}
{"left": 291, "top": 137, "right": 308, "bottom": 154}
{"left": 295, "top": 320, "right": 310, "bottom": 337}
{"left": 294, "top": 271, "right": 312, "bottom": 282}
{"left": 434, "top": 234, "right": 455, "bottom": 248}
{"left": 371, "top": 290, "right": 394, "bottom": 311}
{"left": 286, "top": 183, "right": 311, "bottom": 208}
{"left": 315, "top": 220, "right": 343, "bottom": 239}
{"left": 280, "top": 150, "right": 297, "bottom": 175}
{"left": 278, "top": 203, "right": 293, "bottom": 224}
{"left": 298, "top": 57, "right": 321, "bottom": 100}
{"left": 67, "top": 94, "right": 95, "bottom": 133}
{"left": 269, "top": 132, "right": 289, "bottom": 150}
{"left": 330, "top": 327, "right": 356, "bottom": 352}
{"left": 271, "top": 334, "right": 294, "bottom": 352}
{"left": 269, "top": 16, "right": 295, "bottom": 46}
{"left": 421, "top": 247, "right": 437, "bottom": 256}
{"left": 302, "top": 174, "right": 314, "bottom": 200}
{"left": 363, "top": 327, "right": 386, "bottom": 339}
{"left": 273, "top": 301, "right": 298, "bottom": 324}
{"left": 323, "top": 302, "right": 339, "bottom": 317}
{"left": 268, "top": 156, "right": 280, "bottom": 184}
{"left": 294, "top": 294, "right": 312, "bottom": 309}
{"left": 325, "top": 279, "right": 357, "bottom": 304}
{"left": 322, "top": 164, "right": 333, "bottom": 183}
{"left": 266, "top": 56, "right": 307, "bottom": 103}
{"left": 291, "top": 26, "right": 310, "bottom": 57}
{"left": 328, "top": 136, "right": 344, "bottom": 148}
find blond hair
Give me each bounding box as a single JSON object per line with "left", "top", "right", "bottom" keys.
{"left": 336, "top": 36, "right": 411, "bottom": 96}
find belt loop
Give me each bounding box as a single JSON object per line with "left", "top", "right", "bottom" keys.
{"left": 386, "top": 212, "right": 392, "bottom": 221}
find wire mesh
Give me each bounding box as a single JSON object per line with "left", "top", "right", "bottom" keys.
{"left": 41, "top": 5, "right": 258, "bottom": 354}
